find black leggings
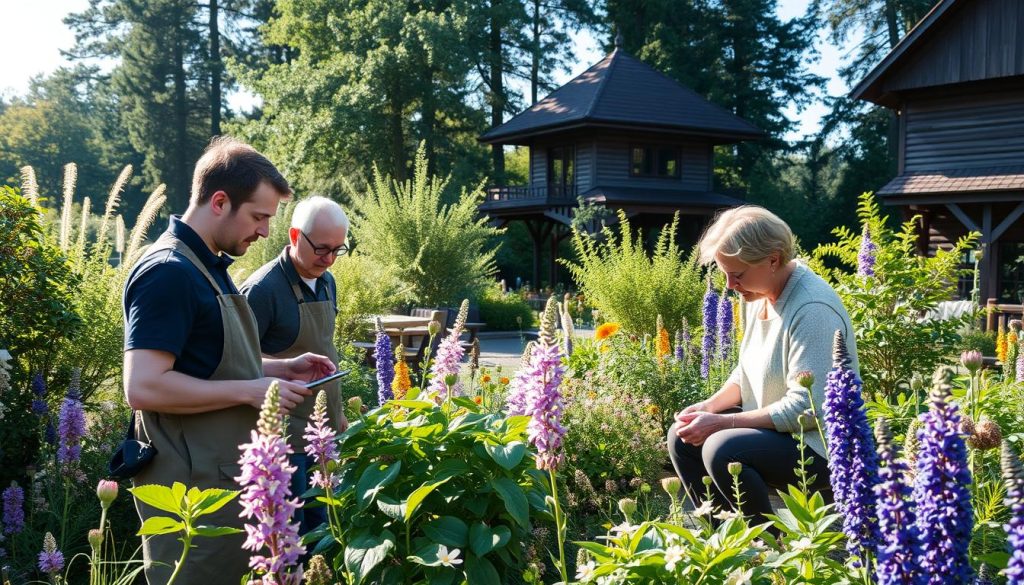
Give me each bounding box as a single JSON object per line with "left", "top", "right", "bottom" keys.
{"left": 666, "top": 421, "right": 832, "bottom": 526}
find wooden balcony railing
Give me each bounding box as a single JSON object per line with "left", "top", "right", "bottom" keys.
{"left": 484, "top": 184, "right": 578, "bottom": 203}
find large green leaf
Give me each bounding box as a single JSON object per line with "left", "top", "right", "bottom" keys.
{"left": 344, "top": 530, "right": 395, "bottom": 585}
{"left": 484, "top": 441, "right": 526, "bottom": 471}
{"left": 404, "top": 477, "right": 451, "bottom": 523}
{"left": 464, "top": 554, "right": 499, "bottom": 583}
{"left": 136, "top": 516, "right": 185, "bottom": 536}
{"left": 490, "top": 477, "right": 529, "bottom": 528}
{"left": 191, "top": 488, "right": 239, "bottom": 518}
{"left": 356, "top": 460, "right": 402, "bottom": 510}
{"left": 191, "top": 525, "right": 243, "bottom": 538}
{"left": 469, "top": 522, "right": 511, "bottom": 556}
{"left": 129, "top": 484, "right": 184, "bottom": 516}
{"left": 422, "top": 516, "right": 468, "bottom": 547}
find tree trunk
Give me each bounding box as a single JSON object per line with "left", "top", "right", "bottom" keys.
{"left": 390, "top": 91, "right": 406, "bottom": 182}
{"left": 490, "top": 1, "right": 505, "bottom": 182}
{"left": 173, "top": 26, "right": 190, "bottom": 210}
{"left": 209, "top": 0, "right": 221, "bottom": 136}
{"left": 422, "top": 66, "right": 436, "bottom": 175}
{"left": 531, "top": 0, "right": 540, "bottom": 104}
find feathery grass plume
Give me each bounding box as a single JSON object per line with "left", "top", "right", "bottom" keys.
{"left": 74, "top": 196, "right": 91, "bottom": 265}
{"left": 59, "top": 162, "right": 78, "bottom": 251}
{"left": 20, "top": 165, "right": 39, "bottom": 206}
{"left": 115, "top": 215, "right": 126, "bottom": 255}
{"left": 1001, "top": 442, "right": 1024, "bottom": 584}
{"left": 822, "top": 330, "right": 881, "bottom": 564}
{"left": 913, "top": 367, "right": 974, "bottom": 584}
{"left": 392, "top": 345, "right": 411, "bottom": 400}
{"left": 124, "top": 185, "right": 167, "bottom": 267}
{"left": 426, "top": 299, "right": 469, "bottom": 397}
{"left": 560, "top": 300, "right": 575, "bottom": 357}
{"left": 95, "top": 164, "right": 131, "bottom": 250}
{"left": 874, "top": 418, "right": 924, "bottom": 585}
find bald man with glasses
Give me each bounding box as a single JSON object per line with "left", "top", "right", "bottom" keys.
{"left": 240, "top": 195, "right": 350, "bottom": 535}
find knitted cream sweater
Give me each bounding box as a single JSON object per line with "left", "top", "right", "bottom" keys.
{"left": 727, "top": 262, "right": 858, "bottom": 458}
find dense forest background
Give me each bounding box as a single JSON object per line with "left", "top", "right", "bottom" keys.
{"left": 0, "top": 0, "right": 936, "bottom": 283}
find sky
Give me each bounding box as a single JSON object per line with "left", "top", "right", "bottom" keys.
{"left": 0, "top": 0, "right": 855, "bottom": 142}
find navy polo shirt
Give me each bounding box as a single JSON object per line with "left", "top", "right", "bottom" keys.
{"left": 240, "top": 247, "right": 337, "bottom": 355}
{"left": 123, "top": 216, "right": 239, "bottom": 379}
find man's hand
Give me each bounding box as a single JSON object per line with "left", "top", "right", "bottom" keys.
{"left": 282, "top": 353, "right": 336, "bottom": 382}
{"left": 337, "top": 412, "right": 350, "bottom": 433}
{"left": 674, "top": 412, "right": 729, "bottom": 446}
{"left": 248, "top": 377, "right": 313, "bottom": 413}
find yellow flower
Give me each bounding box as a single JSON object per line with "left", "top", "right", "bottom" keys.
{"left": 595, "top": 322, "right": 621, "bottom": 341}
{"left": 733, "top": 298, "right": 743, "bottom": 344}
{"left": 656, "top": 327, "right": 671, "bottom": 363}
{"left": 474, "top": 396, "right": 483, "bottom": 405}
{"left": 997, "top": 327, "right": 1007, "bottom": 363}
{"left": 482, "top": 374, "right": 492, "bottom": 383}
{"left": 392, "top": 358, "right": 411, "bottom": 400}
{"left": 647, "top": 405, "right": 660, "bottom": 416}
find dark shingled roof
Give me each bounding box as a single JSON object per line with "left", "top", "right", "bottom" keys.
{"left": 878, "top": 165, "right": 1024, "bottom": 196}
{"left": 480, "top": 48, "right": 764, "bottom": 145}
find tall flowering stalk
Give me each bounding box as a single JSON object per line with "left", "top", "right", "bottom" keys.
{"left": 392, "top": 345, "right": 411, "bottom": 400}
{"left": 57, "top": 370, "right": 86, "bottom": 474}
{"left": 504, "top": 342, "right": 535, "bottom": 416}
{"left": 912, "top": 367, "right": 974, "bottom": 585}
{"left": 427, "top": 300, "right": 469, "bottom": 398}
{"left": 560, "top": 298, "right": 575, "bottom": 358}
{"left": 38, "top": 531, "right": 64, "bottom": 583}
{"left": 1017, "top": 348, "right": 1024, "bottom": 383}
{"left": 236, "top": 382, "right": 304, "bottom": 585}
{"left": 655, "top": 315, "right": 670, "bottom": 365}
{"left": 822, "top": 331, "right": 880, "bottom": 564}
{"left": 701, "top": 278, "right": 719, "bottom": 377}
{"left": 874, "top": 418, "right": 924, "bottom": 585}
{"left": 373, "top": 318, "right": 394, "bottom": 404}
{"left": 858, "top": 224, "right": 877, "bottom": 277}
{"left": 675, "top": 317, "right": 691, "bottom": 364}
{"left": 3, "top": 482, "right": 24, "bottom": 535}
{"left": 304, "top": 391, "right": 342, "bottom": 537}
{"left": 997, "top": 324, "right": 1008, "bottom": 364}
{"left": 32, "top": 373, "right": 48, "bottom": 417}
{"left": 717, "top": 287, "right": 733, "bottom": 360}
{"left": 733, "top": 298, "right": 743, "bottom": 344}
{"left": 1002, "top": 442, "right": 1024, "bottom": 584}
{"left": 520, "top": 298, "right": 568, "bottom": 583}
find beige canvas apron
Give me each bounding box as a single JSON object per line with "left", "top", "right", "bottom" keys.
{"left": 269, "top": 257, "right": 345, "bottom": 444}
{"left": 131, "top": 232, "right": 263, "bottom": 585}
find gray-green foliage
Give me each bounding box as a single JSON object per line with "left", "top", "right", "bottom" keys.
{"left": 351, "top": 143, "right": 503, "bottom": 308}
{"left": 561, "top": 211, "right": 704, "bottom": 337}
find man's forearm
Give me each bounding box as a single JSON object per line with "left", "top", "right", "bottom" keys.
{"left": 126, "top": 370, "right": 258, "bottom": 414}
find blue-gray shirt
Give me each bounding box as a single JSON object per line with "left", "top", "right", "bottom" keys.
{"left": 123, "top": 216, "right": 238, "bottom": 379}
{"left": 240, "top": 247, "right": 337, "bottom": 355}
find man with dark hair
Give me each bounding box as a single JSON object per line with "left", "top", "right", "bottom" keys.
{"left": 122, "top": 136, "right": 335, "bottom": 584}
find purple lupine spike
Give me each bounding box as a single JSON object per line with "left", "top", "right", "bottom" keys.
{"left": 1016, "top": 350, "right": 1023, "bottom": 383}
{"left": 717, "top": 287, "right": 733, "bottom": 360}
{"left": 303, "top": 391, "right": 339, "bottom": 491}
{"left": 701, "top": 278, "right": 719, "bottom": 377}
{"left": 373, "top": 319, "right": 394, "bottom": 405}
{"left": 504, "top": 342, "right": 535, "bottom": 416}
{"left": 913, "top": 368, "right": 974, "bottom": 585}
{"left": 674, "top": 329, "right": 685, "bottom": 362}
{"left": 858, "top": 224, "right": 877, "bottom": 277}
{"left": 427, "top": 301, "right": 470, "bottom": 397}
{"left": 1002, "top": 442, "right": 1024, "bottom": 585}
{"left": 2, "top": 482, "right": 25, "bottom": 535}
{"left": 822, "top": 331, "right": 881, "bottom": 564}
{"left": 522, "top": 299, "right": 567, "bottom": 471}
{"left": 874, "top": 419, "right": 925, "bottom": 585}
{"left": 57, "top": 389, "right": 86, "bottom": 474}
{"left": 236, "top": 382, "right": 303, "bottom": 584}
{"left": 31, "top": 373, "right": 47, "bottom": 417}
{"left": 37, "top": 532, "right": 64, "bottom": 575}
{"left": 44, "top": 420, "right": 57, "bottom": 445}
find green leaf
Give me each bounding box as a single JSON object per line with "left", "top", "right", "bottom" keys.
{"left": 422, "top": 516, "right": 468, "bottom": 547}
{"left": 191, "top": 488, "right": 239, "bottom": 518}
{"left": 389, "top": 399, "right": 435, "bottom": 410}
{"left": 376, "top": 495, "right": 405, "bottom": 520}
{"left": 344, "top": 530, "right": 395, "bottom": 585}
{"left": 129, "top": 484, "right": 184, "bottom": 516}
{"left": 465, "top": 554, "right": 499, "bottom": 583}
{"left": 490, "top": 477, "right": 529, "bottom": 528}
{"left": 469, "top": 522, "right": 510, "bottom": 556}
{"left": 404, "top": 478, "right": 451, "bottom": 523}
{"left": 137, "top": 516, "right": 185, "bottom": 536}
{"left": 484, "top": 441, "right": 526, "bottom": 471}
{"left": 356, "top": 460, "right": 402, "bottom": 510}
{"left": 191, "top": 525, "right": 243, "bottom": 538}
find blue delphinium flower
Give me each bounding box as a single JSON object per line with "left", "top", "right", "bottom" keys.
{"left": 913, "top": 367, "right": 974, "bottom": 585}
{"left": 874, "top": 418, "right": 925, "bottom": 585}
{"left": 822, "top": 330, "right": 881, "bottom": 564}
{"left": 31, "top": 373, "right": 47, "bottom": 417}
{"left": 373, "top": 319, "right": 394, "bottom": 405}
{"left": 717, "top": 287, "right": 732, "bottom": 360}
{"left": 1001, "top": 442, "right": 1024, "bottom": 584}
{"left": 857, "top": 224, "right": 877, "bottom": 277}
{"left": 2, "top": 482, "right": 25, "bottom": 535}
{"left": 700, "top": 278, "right": 718, "bottom": 377}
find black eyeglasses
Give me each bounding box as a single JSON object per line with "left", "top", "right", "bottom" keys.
{"left": 301, "top": 231, "right": 349, "bottom": 257}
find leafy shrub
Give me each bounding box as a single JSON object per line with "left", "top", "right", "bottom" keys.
{"left": 350, "top": 143, "right": 503, "bottom": 307}
{"left": 478, "top": 284, "right": 535, "bottom": 331}
{"left": 311, "top": 392, "right": 551, "bottom": 583}
{"left": 812, "top": 193, "right": 978, "bottom": 397}
{"left": 959, "top": 329, "right": 996, "bottom": 357}
{"left": 561, "top": 211, "right": 704, "bottom": 337}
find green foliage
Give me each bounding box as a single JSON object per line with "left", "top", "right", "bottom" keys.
{"left": 812, "top": 193, "right": 979, "bottom": 397}
{"left": 311, "top": 392, "right": 550, "bottom": 583}
{"left": 351, "top": 144, "right": 504, "bottom": 307}
{"left": 561, "top": 211, "right": 704, "bottom": 337}
{"left": 331, "top": 254, "right": 410, "bottom": 343}
{"left": 478, "top": 285, "right": 535, "bottom": 331}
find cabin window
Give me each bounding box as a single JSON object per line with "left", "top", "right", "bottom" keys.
{"left": 548, "top": 146, "right": 575, "bottom": 196}
{"left": 630, "top": 146, "right": 680, "bottom": 178}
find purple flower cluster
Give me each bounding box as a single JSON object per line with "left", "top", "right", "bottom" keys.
{"left": 427, "top": 302, "right": 470, "bottom": 398}
{"left": 373, "top": 322, "right": 395, "bottom": 404}
{"left": 236, "top": 383, "right": 304, "bottom": 585}
{"left": 1002, "top": 442, "right": 1024, "bottom": 584}
{"left": 717, "top": 288, "right": 732, "bottom": 360}
{"left": 701, "top": 278, "right": 719, "bottom": 377}
{"left": 2, "top": 482, "right": 25, "bottom": 535}
{"left": 912, "top": 368, "right": 973, "bottom": 585}
{"left": 303, "top": 392, "right": 339, "bottom": 491}
{"left": 857, "top": 225, "right": 877, "bottom": 277}
{"left": 1017, "top": 350, "right": 1023, "bottom": 383}
{"left": 873, "top": 419, "right": 924, "bottom": 585}
{"left": 38, "top": 532, "right": 64, "bottom": 575}
{"left": 674, "top": 329, "right": 686, "bottom": 363}
{"left": 31, "top": 373, "right": 47, "bottom": 417}
{"left": 522, "top": 301, "right": 567, "bottom": 471}
{"left": 822, "top": 331, "right": 880, "bottom": 563}
{"left": 504, "top": 342, "right": 535, "bottom": 416}
{"left": 57, "top": 391, "right": 86, "bottom": 473}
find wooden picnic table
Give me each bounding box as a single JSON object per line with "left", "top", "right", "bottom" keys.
{"left": 368, "top": 314, "right": 432, "bottom": 346}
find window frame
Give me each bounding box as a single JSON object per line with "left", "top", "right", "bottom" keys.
{"left": 629, "top": 144, "right": 682, "bottom": 179}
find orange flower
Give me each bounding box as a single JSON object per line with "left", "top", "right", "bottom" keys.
{"left": 474, "top": 396, "right": 483, "bottom": 405}
{"left": 392, "top": 358, "right": 411, "bottom": 399}
{"left": 500, "top": 377, "right": 509, "bottom": 385}
{"left": 595, "top": 322, "right": 620, "bottom": 341}
{"left": 482, "top": 374, "right": 492, "bottom": 383}
{"left": 656, "top": 327, "right": 671, "bottom": 362}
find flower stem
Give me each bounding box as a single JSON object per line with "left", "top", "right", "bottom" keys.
{"left": 165, "top": 532, "right": 192, "bottom": 585}
{"left": 548, "top": 469, "right": 569, "bottom": 585}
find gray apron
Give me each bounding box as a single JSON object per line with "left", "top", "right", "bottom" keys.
{"left": 269, "top": 256, "right": 345, "bottom": 443}
{"left": 132, "top": 232, "right": 263, "bottom": 585}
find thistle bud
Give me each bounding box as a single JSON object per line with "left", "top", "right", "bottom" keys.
{"left": 96, "top": 479, "right": 118, "bottom": 510}
{"left": 661, "top": 476, "right": 682, "bottom": 499}
{"left": 727, "top": 462, "right": 743, "bottom": 477}
{"left": 702, "top": 476, "right": 714, "bottom": 487}
{"left": 617, "top": 498, "right": 637, "bottom": 522}
{"left": 428, "top": 320, "right": 441, "bottom": 336}
{"left": 968, "top": 419, "right": 1003, "bottom": 451}
{"left": 305, "top": 554, "right": 333, "bottom": 585}
{"left": 961, "top": 350, "right": 983, "bottom": 374}
{"left": 795, "top": 371, "right": 815, "bottom": 389}
{"left": 87, "top": 528, "right": 103, "bottom": 549}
